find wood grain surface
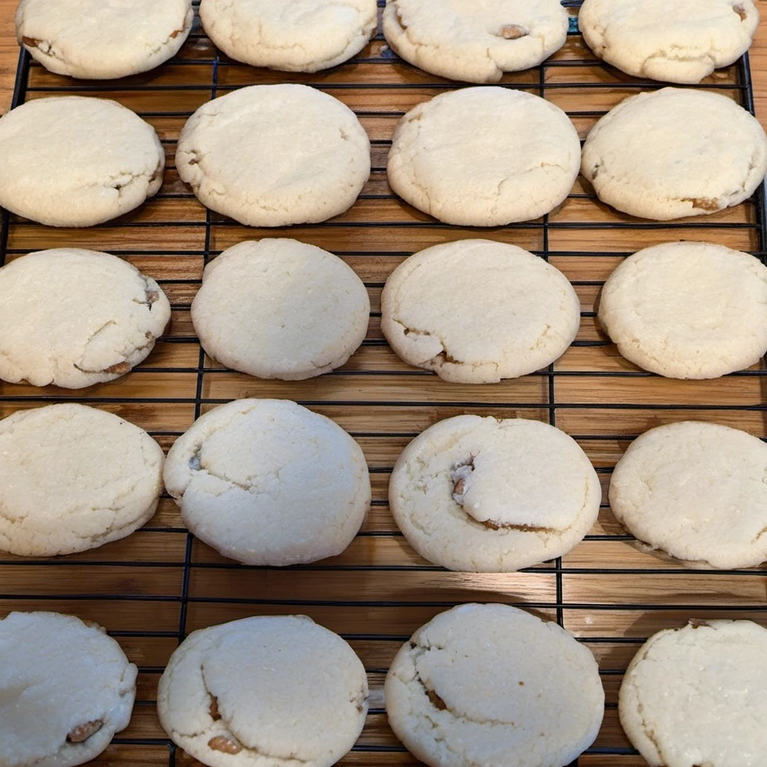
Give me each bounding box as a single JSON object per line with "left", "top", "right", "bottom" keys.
{"left": 2, "top": 3, "right": 767, "bottom": 767}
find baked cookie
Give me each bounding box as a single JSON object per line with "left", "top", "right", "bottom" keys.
{"left": 0, "top": 404, "right": 164, "bottom": 557}
{"left": 158, "top": 615, "right": 368, "bottom": 767}
{"left": 581, "top": 87, "right": 767, "bottom": 220}
{"left": 598, "top": 241, "right": 767, "bottom": 379}
{"left": 201, "top": 0, "right": 377, "bottom": 72}
{"left": 176, "top": 84, "right": 370, "bottom": 227}
{"left": 389, "top": 416, "right": 600, "bottom": 572}
{"left": 385, "top": 603, "right": 604, "bottom": 767}
{"left": 381, "top": 239, "right": 580, "bottom": 383}
{"left": 0, "top": 248, "right": 171, "bottom": 388}
{"left": 579, "top": 0, "right": 759, "bottom": 84}
{"left": 383, "top": 0, "right": 569, "bottom": 83}
{"left": 387, "top": 87, "right": 580, "bottom": 226}
{"left": 192, "top": 239, "right": 369, "bottom": 380}
{"left": 0, "top": 611, "right": 136, "bottom": 767}
{"left": 619, "top": 620, "right": 767, "bottom": 767}
{"left": 0, "top": 96, "right": 164, "bottom": 227}
{"left": 16, "top": 0, "right": 193, "bottom": 79}
{"left": 164, "top": 399, "right": 370, "bottom": 566}
{"left": 610, "top": 421, "right": 767, "bottom": 569}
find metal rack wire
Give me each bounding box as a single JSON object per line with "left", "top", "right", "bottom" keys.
{"left": 1, "top": 2, "right": 766, "bottom": 765}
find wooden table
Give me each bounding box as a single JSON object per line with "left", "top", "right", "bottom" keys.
{"left": 1, "top": 4, "right": 767, "bottom": 767}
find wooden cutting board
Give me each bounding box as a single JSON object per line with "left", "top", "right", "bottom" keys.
{"left": 1, "top": 4, "right": 767, "bottom": 766}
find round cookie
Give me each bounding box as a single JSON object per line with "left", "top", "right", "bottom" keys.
{"left": 0, "top": 404, "right": 164, "bottom": 557}
{"left": 389, "top": 416, "right": 601, "bottom": 572}
{"left": 579, "top": 0, "right": 759, "bottom": 84}
{"left": 192, "top": 239, "right": 370, "bottom": 381}
{"left": 158, "top": 615, "right": 368, "bottom": 767}
{"left": 385, "top": 604, "right": 604, "bottom": 767}
{"left": 201, "top": 0, "right": 377, "bottom": 72}
{"left": 598, "top": 241, "right": 767, "bottom": 379}
{"left": 381, "top": 239, "right": 580, "bottom": 383}
{"left": 164, "top": 399, "right": 370, "bottom": 566}
{"left": 0, "top": 96, "right": 164, "bottom": 227}
{"left": 383, "top": 0, "right": 569, "bottom": 83}
{"left": 581, "top": 87, "right": 767, "bottom": 220}
{"left": 609, "top": 421, "right": 767, "bottom": 569}
{"left": 176, "top": 84, "right": 370, "bottom": 227}
{"left": 387, "top": 87, "right": 580, "bottom": 226}
{"left": 16, "top": 0, "right": 193, "bottom": 80}
{"left": 0, "top": 248, "right": 171, "bottom": 388}
{"left": 0, "top": 611, "right": 137, "bottom": 767}
{"left": 619, "top": 620, "right": 767, "bottom": 767}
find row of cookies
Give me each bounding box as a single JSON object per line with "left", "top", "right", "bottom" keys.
{"left": 5, "top": 606, "right": 767, "bottom": 767}
{"left": 4, "top": 400, "right": 766, "bottom": 574}
{"left": 1, "top": 82, "right": 765, "bottom": 229}
{"left": 3, "top": 236, "right": 766, "bottom": 391}
{"left": 16, "top": 0, "right": 761, "bottom": 86}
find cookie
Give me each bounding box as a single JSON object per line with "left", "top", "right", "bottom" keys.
{"left": 381, "top": 239, "right": 580, "bottom": 383}
{"left": 598, "top": 241, "right": 767, "bottom": 379}
{"left": 619, "top": 619, "right": 767, "bottom": 767}
{"left": 385, "top": 603, "right": 604, "bottom": 767}
{"left": 387, "top": 87, "right": 580, "bottom": 226}
{"left": 201, "top": 0, "right": 377, "bottom": 72}
{"left": 0, "top": 404, "right": 164, "bottom": 557}
{"left": 581, "top": 87, "right": 767, "bottom": 220}
{"left": 0, "top": 96, "right": 164, "bottom": 227}
{"left": 16, "top": 0, "right": 193, "bottom": 79}
{"left": 0, "top": 611, "right": 137, "bottom": 767}
{"left": 609, "top": 421, "right": 767, "bottom": 569}
{"left": 176, "top": 84, "right": 370, "bottom": 227}
{"left": 389, "top": 416, "right": 600, "bottom": 572}
{"left": 192, "top": 239, "right": 369, "bottom": 381}
{"left": 383, "top": 0, "right": 569, "bottom": 83}
{"left": 164, "top": 399, "right": 370, "bottom": 566}
{"left": 0, "top": 248, "right": 171, "bottom": 388}
{"left": 579, "top": 0, "right": 759, "bottom": 84}
{"left": 158, "top": 615, "right": 368, "bottom": 767}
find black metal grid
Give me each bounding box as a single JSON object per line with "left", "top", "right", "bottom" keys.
{"left": 1, "top": 2, "right": 766, "bottom": 765}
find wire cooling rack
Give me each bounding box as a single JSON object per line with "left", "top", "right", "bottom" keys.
{"left": 1, "top": 2, "right": 766, "bottom": 765}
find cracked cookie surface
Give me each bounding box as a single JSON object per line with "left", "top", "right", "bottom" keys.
{"left": 385, "top": 603, "right": 604, "bottom": 767}
{"left": 579, "top": 0, "right": 759, "bottom": 84}
{"left": 176, "top": 84, "right": 370, "bottom": 227}
{"left": 609, "top": 421, "right": 767, "bottom": 569}
{"left": 192, "top": 239, "right": 369, "bottom": 381}
{"left": 381, "top": 239, "right": 580, "bottom": 383}
{"left": 201, "top": 0, "right": 377, "bottom": 72}
{"left": 389, "top": 415, "right": 601, "bottom": 571}
{"left": 15, "top": 0, "right": 192, "bottom": 79}
{"left": 0, "top": 96, "right": 164, "bottom": 227}
{"left": 0, "top": 248, "right": 171, "bottom": 388}
{"left": 619, "top": 620, "right": 767, "bottom": 767}
{"left": 158, "top": 615, "right": 368, "bottom": 767}
{"left": 0, "top": 610, "right": 136, "bottom": 767}
{"left": 581, "top": 87, "right": 767, "bottom": 221}
{"left": 0, "top": 403, "right": 164, "bottom": 557}
{"left": 387, "top": 87, "right": 580, "bottom": 226}
{"left": 164, "top": 398, "right": 370, "bottom": 566}
{"left": 598, "top": 241, "right": 767, "bottom": 379}
{"left": 382, "top": 0, "right": 568, "bottom": 83}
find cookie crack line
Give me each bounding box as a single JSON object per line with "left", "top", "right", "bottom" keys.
{"left": 409, "top": 650, "right": 517, "bottom": 729}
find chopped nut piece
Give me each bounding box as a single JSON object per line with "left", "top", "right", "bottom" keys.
{"left": 208, "top": 735, "right": 242, "bottom": 754}
{"left": 21, "top": 36, "right": 40, "bottom": 47}
{"left": 104, "top": 361, "right": 131, "bottom": 375}
{"left": 683, "top": 197, "right": 721, "bottom": 212}
{"left": 734, "top": 4, "right": 747, "bottom": 21}
{"left": 427, "top": 689, "right": 447, "bottom": 710}
{"left": 66, "top": 720, "right": 103, "bottom": 743}
{"left": 210, "top": 696, "right": 221, "bottom": 720}
{"left": 500, "top": 24, "right": 528, "bottom": 39}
